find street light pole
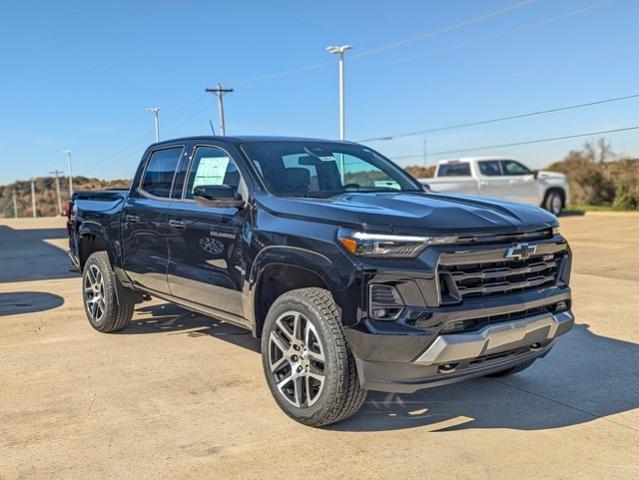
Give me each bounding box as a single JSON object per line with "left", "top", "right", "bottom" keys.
{"left": 146, "top": 107, "right": 161, "bottom": 142}
{"left": 327, "top": 45, "right": 352, "bottom": 140}
{"left": 63, "top": 150, "right": 73, "bottom": 197}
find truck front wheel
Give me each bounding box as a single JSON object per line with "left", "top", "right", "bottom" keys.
{"left": 261, "top": 288, "right": 366, "bottom": 427}
{"left": 82, "top": 251, "right": 134, "bottom": 333}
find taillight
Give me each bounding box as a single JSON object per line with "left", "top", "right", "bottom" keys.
{"left": 65, "top": 201, "right": 74, "bottom": 235}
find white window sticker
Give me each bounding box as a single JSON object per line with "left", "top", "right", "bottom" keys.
{"left": 193, "top": 156, "right": 230, "bottom": 188}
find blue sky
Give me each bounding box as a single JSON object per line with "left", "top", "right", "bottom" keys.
{"left": 1, "top": 0, "right": 638, "bottom": 184}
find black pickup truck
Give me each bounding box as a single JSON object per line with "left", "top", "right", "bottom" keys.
{"left": 68, "top": 136, "right": 573, "bottom": 427}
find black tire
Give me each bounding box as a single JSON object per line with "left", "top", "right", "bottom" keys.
{"left": 261, "top": 288, "right": 366, "bottom": 427}
{"left": 82, "top": 251, "right": 134, "bottom": 333}
{"left": 544, "top": 189, "right": 564, "bottom": 215}
{"left": 485, "top": 358, "right": 535, "bottom": 378}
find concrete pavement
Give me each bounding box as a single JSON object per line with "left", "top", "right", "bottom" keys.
{"left": 1, "top": 213, "right": 638, "bottom": 479}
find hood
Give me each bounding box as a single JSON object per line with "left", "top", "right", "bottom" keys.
{"left": 538, "top": 170, "right": 566, "bottom": 180}
{"left": 257, "top": 191, "right": 557, "bottom": 235}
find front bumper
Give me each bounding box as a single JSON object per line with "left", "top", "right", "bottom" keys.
{"left": 347, "top": 309, "right": 574, "bottom": 393}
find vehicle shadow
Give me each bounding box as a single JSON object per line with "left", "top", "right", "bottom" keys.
{"left": 122, "top": 305, "right": 639, "bottom": 433}
{"left": 331, "top": 323, "right": 639, "bottom": 432}
{"left": 123, "top": 302, "right": 260, "bottom": 353}
{"left": 0, "top": 225, "right": 76, "bottom": 283}
{"left": 0, "top": 292, "right": 65, "bottom": 316}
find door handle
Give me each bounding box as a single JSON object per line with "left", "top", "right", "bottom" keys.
{"left": 125, "top": 214, "right": 140, "bottom": 223}
{"left": 169, "top": 219, "right": 186, "bottom": 229}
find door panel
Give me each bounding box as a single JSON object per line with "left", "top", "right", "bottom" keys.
{"left": 166, "top": 144, "right": 249, "bottom": 321}
{"left": 121, "top": 197, "right": 173, "bottom": 293}
{"left": 500, "top": 160, "right": 539, "bottom": 205}
{"left": 120, "top": 145, "right": 184, "bottom": 294}
{"left": 166, "top": 201, "right": 248, "bottom": 318}
{"left": 477, "top": 160, "right": 509, "bottom": 199}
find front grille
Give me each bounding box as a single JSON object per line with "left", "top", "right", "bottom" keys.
{"left": 440, "top": 306, "right": 547, "bottom": 333}
{"left": 440, "top": 253, "right": 563, "bottom": 300}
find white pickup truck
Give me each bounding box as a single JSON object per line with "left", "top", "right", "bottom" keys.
{"left": 420, "top": 157, "right": 570, "bottom": 215}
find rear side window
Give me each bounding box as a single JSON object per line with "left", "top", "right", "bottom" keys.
{"left": 438, "top": 163, "right": 471, "bottom": 177}
{"left": 140, "top": 147, "right": 183, "bottom": 198}
{"left": 478, "top": 161, "right": 502, "bottom": 176}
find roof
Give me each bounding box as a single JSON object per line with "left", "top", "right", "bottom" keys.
{"left": 150, "top": 135, "right": 356, "bottom": 147}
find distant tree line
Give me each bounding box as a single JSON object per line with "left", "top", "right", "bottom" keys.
{"left": 0, "top": 177, "right": 130, "bottom": 218}
{"left": 1, "top": 139, "right": 637, "bottom": 217}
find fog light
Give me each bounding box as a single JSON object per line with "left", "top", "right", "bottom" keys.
{"left": 554, "top": 300, "right": 568, "bottom": 312}
{"left": 372, "top": 308, "right": 388, "bottom": 318}
{"left": 369, "top": 284, "right": 405, "bottom": 321}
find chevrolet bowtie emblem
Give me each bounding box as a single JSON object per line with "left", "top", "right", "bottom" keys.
{"left": 504, "top": 242, "right": 537, "bottom": 260}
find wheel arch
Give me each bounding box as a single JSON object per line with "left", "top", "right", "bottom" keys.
{"left": 78, "top": 226, "right": 115, "bottom": 270}
{"left": 78, "top": 225, "right": 143, "bottom": 306}
{"left": 248, "top": 246, "right": 359, "bottom": 337}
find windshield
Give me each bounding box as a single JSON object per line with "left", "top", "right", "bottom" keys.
{"left": 241, "top": 141, "right": 422, "bottom": 197}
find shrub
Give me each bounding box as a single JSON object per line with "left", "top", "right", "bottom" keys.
{"left": 612, "top": 185, "right": 638, "bottom": 210}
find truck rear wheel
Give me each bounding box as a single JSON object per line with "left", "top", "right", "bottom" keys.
{"left": 544, "top": 190, "right": 564, "bottom": 215}
{"left": 261, "top": 288, "right": 366, "bottom": 427}
{"left": 82, "top": 251, "right": 134, "bottom": 333}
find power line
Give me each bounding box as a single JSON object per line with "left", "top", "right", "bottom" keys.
{"left": 351, "top": 0, "right": 537, "bottom": 59}
{"left": 360, "top": 93, "right": 639, "bottom": 142}
{"left": 352, "top": 0, "right": 614, "bottom": 74}
{"left": 232, "top": 0, "right": 536, "bottom": 86}
{"left": 391, "top": 125, "right": 639, "bottom": 160}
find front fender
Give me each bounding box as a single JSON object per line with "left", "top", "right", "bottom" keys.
{"left": 245, "top": 245, "right": 364, "bottom": 332}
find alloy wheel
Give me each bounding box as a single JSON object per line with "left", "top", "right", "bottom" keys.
{"left": 84, "top": 264, "right": 106, "bottom": 323}
{"left": 268, "top": 311, "right": 326, "bottom": 408}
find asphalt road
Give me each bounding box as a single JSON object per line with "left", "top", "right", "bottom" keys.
{"left": 1, "top": 213, "right": 638, "bottom": 479}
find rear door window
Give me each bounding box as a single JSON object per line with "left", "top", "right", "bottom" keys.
{"left": 478, "top": 161, "right": 502, "bottom": 176}
{"left": 438, "top": 163, "right": 471, "bottom": 177}
{"left": 140, "top": 147, "right": 183, "bottom": 198}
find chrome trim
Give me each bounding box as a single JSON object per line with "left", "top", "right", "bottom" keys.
{"left": 413, "top": 310, "right": 573, "bottom": 366}
{"left": 456, "top": 274, "right": 555, "bottom": 296}
{"left": 451, "top": 260, "right": 557, "bottom": 282}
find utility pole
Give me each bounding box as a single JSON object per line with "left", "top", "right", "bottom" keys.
{"left": 31, "top": 180, "right": 37, "bottom": 218}
{"left": 12, "top": 189, "right": 18, "bottom": 218}
{"left": 205, "top": 83, "right": 234, "bottom": 136}
{"left": 50, "top": 169, "right": 64, "bottom": 214}
{"left": 63, "top": 150, "right": 73, "bottom": 197}
{"left": 327, "top": 45, "right": 352, "bottom": 140}
{"left": 146, "top": 107, "right": 161, "bottom": 142}
{"left": 423, "top": 137, "right": 428, "bottom": 167}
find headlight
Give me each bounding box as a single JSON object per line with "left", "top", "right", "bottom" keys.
{"left": 337, "top": 228, "right": 457, "bottom": 258}
{"left": 552, "top": 226, "right": 560, "bottom": 235}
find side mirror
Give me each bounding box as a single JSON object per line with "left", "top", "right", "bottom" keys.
{"left": 193, "top": 185, "right": 245, "bottom": 208}
{"left": 532, "top": 170, "right": 539, "bottom": 179}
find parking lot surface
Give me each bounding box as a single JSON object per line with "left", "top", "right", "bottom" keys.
{"left": 1, "top": 213, "right": 638, "bottom": 479}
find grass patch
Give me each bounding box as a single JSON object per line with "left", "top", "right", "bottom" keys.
{"left": 565, "top": 204, "right": 638, "bottom": 212}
